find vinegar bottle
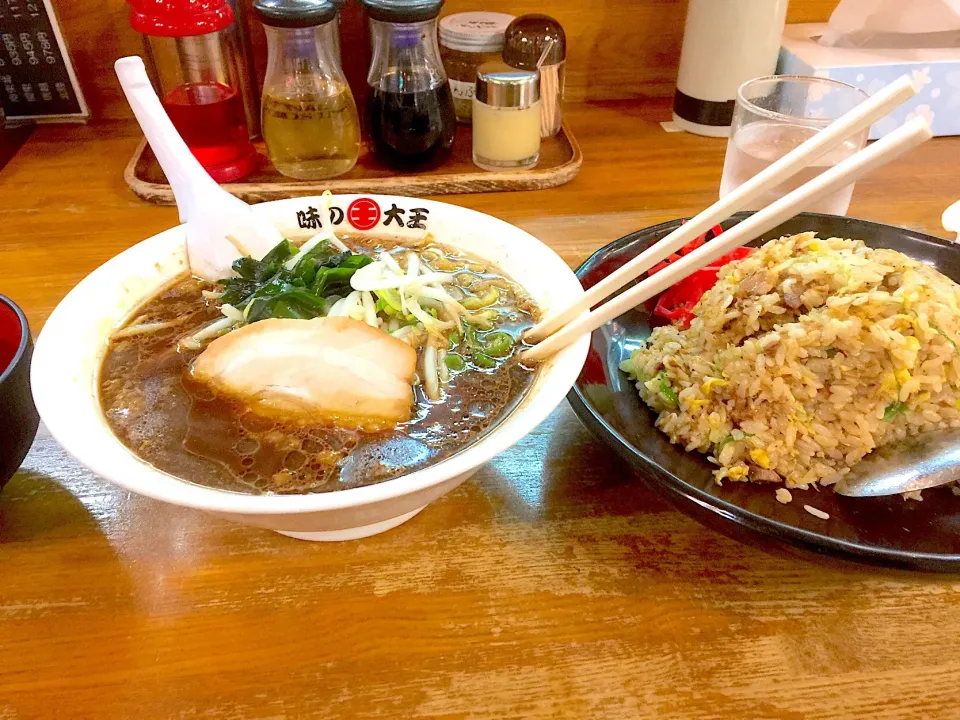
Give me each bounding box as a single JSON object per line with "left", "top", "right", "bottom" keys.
{"left": 254, "top": 0, "right": 361, "bottom": 180}
{"left": 128, "top": 0, "right": 258, "bottom": 182}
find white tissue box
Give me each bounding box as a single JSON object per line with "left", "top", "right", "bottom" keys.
{"left": 778, "top": 23, "right": 960, "bottom": 138}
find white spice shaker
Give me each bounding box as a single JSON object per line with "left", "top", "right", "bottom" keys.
{"left": 472, "top": 61, "right": 541, "bottom": 171}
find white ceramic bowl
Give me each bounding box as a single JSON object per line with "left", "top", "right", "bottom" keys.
{"left": 32, "top": 195, "right": 588, "bottom": 541}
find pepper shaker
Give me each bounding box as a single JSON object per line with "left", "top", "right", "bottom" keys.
{"left": 502, "top": 14, "right": 565, "bottom": 138}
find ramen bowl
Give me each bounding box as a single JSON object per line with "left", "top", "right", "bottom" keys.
{"left": 31, "top": 195, "right": 588, "bottom": 541}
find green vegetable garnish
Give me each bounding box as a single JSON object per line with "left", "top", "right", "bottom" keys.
{"left": 930, "top": 321, "right": 959, "bottom": 354}
{"left": 715, "top": 436, "right": 735, "bottom": 451}
{"left": 444, "top": 354, "right": 467, "bottom": 371}
{"left": 463, "top": 322, "right": 479, "bottom": 351}
{"left": 218, "top": 239, "right": 372, "bottom": 324}
{"left": 883, "top": 401, "right": 908, "bottom": 421}
{"left": 375, "top": 288, "right": 403, "bottom": 314}
{"left": 658, "top": 371, "right": 679, "bottom": 407}
{"left": 472, "top": 353, "right": 497, "bottom": 369}
{"left": 481, "top": 331, "right": 514, "bottom": 358}
{"left": 715, "top": 432, "right": 754, "bottom": 451}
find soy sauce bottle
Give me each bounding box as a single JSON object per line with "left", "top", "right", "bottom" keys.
{"left": 362, "top": 0, "right": 456, "bottom": 170}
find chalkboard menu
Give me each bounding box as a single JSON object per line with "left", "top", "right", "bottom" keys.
{"left": 0, "top": 0, "right": 89, "bottom": 122}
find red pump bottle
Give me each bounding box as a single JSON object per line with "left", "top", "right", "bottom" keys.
{"left": 128, "top": 0, "right": 258, "bottom": 182}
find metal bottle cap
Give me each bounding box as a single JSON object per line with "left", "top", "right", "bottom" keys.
{"left": 475, "top": 61, "right": 539, "bottom": 108}
{"left": 361, "top": 0, "right": 444, "bottom": 23}
{"left": 253, "top": 0, "right": 337, "bottom": 28}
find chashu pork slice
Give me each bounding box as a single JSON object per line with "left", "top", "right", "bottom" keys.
{"left": 191, "top": 316, "right": 417, "bottom": 429}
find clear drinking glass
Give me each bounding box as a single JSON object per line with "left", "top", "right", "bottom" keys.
{"left": 719, "top": 75, "right": 869, "bottom": 216}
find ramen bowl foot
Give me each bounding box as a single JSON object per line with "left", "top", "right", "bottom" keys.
{"left": 274, "top": 506, "right": 426, "bottom": 541}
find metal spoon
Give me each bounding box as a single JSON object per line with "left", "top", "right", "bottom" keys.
{"left": 834, "top": 430, "right": 960, "bottom": 497}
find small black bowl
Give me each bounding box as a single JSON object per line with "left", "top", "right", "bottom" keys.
{"left": 0, "top": 295, "right": 39, "bottom": 489}
{"left": 568, "top": 213, "right": 960, "bottom": 572}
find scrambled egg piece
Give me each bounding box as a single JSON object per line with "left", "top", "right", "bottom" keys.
{"left": 727, "top": 465, "right": 749, "bottom": 480}
{"left": 701, "top": 377, "right": 727, "bottom": 394}
{"left": 749, "top": 448, "right": 771, "bottom": 469}
{"left": 880, "top": 374, "right": 898, "bottom": 396}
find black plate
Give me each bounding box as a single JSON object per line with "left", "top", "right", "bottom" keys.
{"left": 568, "top": 212, "right": 960, "bottom": 572}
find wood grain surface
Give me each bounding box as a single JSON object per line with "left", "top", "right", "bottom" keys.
{"left": 2, "top": 99, "right": 960, "bottom": 720}
{"left": 53, "top": 0, "right": 840, "bottom": 119}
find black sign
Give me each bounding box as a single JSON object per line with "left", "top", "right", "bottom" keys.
{"left": 0, "top": 0, "right": 88, "bottom": 121}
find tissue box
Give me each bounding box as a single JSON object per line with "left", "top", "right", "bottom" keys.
{"left": 778, "top": 23, "right": 960, "bottom": 138}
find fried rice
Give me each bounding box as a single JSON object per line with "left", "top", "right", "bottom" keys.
{"left": 621, "top": 232, "right": 960, "bottom": 491}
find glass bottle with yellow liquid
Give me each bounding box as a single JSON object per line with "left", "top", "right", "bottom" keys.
{"left": 254, "top": 0, "right": 361, "bottom": 180}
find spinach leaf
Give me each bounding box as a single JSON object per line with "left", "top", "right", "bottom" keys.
{"left": 260, "top": 239, "right": 298, "bottom": 268}
{"left": 313, "top": 266, "right": 361, "bottom": 297}
{"left": 216, "top": 238, "right": 372, "bottom": 325}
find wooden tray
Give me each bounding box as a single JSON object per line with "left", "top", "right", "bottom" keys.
{"left": 125, "top": 121, "right": 582, "bottom": 205}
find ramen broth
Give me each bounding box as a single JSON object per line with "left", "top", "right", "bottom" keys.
{"left": 99, "top": 236, "right": 538, "bottom": 494}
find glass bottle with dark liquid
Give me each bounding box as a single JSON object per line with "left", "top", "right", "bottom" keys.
{"left": 362, "top": 1, "right": 456, "bottom": 170}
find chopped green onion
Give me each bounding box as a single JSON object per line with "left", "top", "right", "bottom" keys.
{"left": 715, "top": 436, "right": 735, "bottom": 451}
{"left": 473, "top": 353, "right": 497, "bottom": 369}
{"left": 463, "top": 322, "right": 479, "bottom": 351}
{"left": 883, "top": 401, "right": 908, "bottom": 421}
{"left": 374, "top": 288, "right": 403, "bottom": 314}
{"left": 481, "top": 330, "right": 514, "bottom": 358}
{"left": 658, "top": 371, "right": 678, "bottom": 407}
{"left": 930, "top": 321, "right": 959, "bottom": 354}
{"left": 715, "top": 431, "right": 754, "bottom": 451}
{"left": 444, "top": 354, "right": 466, "bottom": 371}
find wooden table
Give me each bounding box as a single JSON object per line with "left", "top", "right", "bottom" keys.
{"left": 2, "top": 100, "right": 960, "bottom": 720}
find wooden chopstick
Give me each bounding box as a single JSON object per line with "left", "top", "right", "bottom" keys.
{"left": 525, "top": 74, "right": 919, "bottom": 344}
{"left": 521, "top": 116, "right": 933, "bottom": 364}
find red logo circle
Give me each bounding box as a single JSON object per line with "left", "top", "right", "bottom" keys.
{"left": 347, "top": 198, "right": 381, "bottom": 231}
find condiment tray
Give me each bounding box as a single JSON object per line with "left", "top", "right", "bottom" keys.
{"left": 125, "top": 121, "right": 581, "bottom": 204}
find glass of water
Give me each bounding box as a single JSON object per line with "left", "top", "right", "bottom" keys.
{"left": 719, "top": 75, "right": 869, "bottom": 216}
